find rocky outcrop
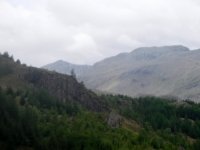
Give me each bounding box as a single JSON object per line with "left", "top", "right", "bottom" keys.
{"left": 107, "top": 112, "right": 123, "bottom": 128}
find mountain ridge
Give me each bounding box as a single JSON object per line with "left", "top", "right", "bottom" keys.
{"left": 43, "top": 45, "right": 200, "bottom": 102}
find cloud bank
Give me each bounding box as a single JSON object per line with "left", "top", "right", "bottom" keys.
{"left": 0, "top": 0, "right": 200, "bottom": 66}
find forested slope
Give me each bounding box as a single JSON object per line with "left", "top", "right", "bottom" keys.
{"left": 0, "top": 52, "right": 200, "bottom": 150}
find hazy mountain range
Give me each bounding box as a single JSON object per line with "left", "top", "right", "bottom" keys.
{"left": 43, "top": 45, "right": 200, "bottom": 102}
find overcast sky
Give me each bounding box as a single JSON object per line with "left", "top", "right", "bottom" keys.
{"left": 1, "top": 0, "right": 200, "bottom": 67}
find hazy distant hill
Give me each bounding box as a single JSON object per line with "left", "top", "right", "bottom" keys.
{"left": 42, "top": 60, "right": 90, "bottom": 76}
{"left": 44, "top": 45, "right": 200, "bottom": 102}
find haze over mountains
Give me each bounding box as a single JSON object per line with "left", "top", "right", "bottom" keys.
{"left": 43, "top": 45, "right": 200, "bottom": 102}
{"left": 43, "top": 60, "right": 91, "bottom": 76}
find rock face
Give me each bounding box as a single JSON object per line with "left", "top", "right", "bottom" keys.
{"left": 0, "top": 54, "right": 107, "bottom": 112}
{"left": 44, "top": 45, "right": 200, "bottom": 102}
{"left": 107, "top": 112, "right": 123, "bottom": 128}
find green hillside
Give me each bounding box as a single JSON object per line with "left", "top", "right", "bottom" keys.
{"left": 0, "top": 53, "right": 200, "bottom": 150}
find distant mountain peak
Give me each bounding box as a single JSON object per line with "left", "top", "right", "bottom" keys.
{"left": 133, "top": 45, "right": 190, "bottom": 54}
{"left": 55, "top": 60, "right": 68, "bottom": 63}
{"left": 129, "top": 45, "right": 190, "bottom": 60}
{"left": 42, "top": 60, "right": 91, "bottom": 75}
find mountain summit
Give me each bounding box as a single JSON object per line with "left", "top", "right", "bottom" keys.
{"left": 133, "top": 45, "right": 189, "bottom": 54}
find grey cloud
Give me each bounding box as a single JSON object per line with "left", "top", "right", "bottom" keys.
{"left": 1, "top": 0, "right": 200, "bottom": 66}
